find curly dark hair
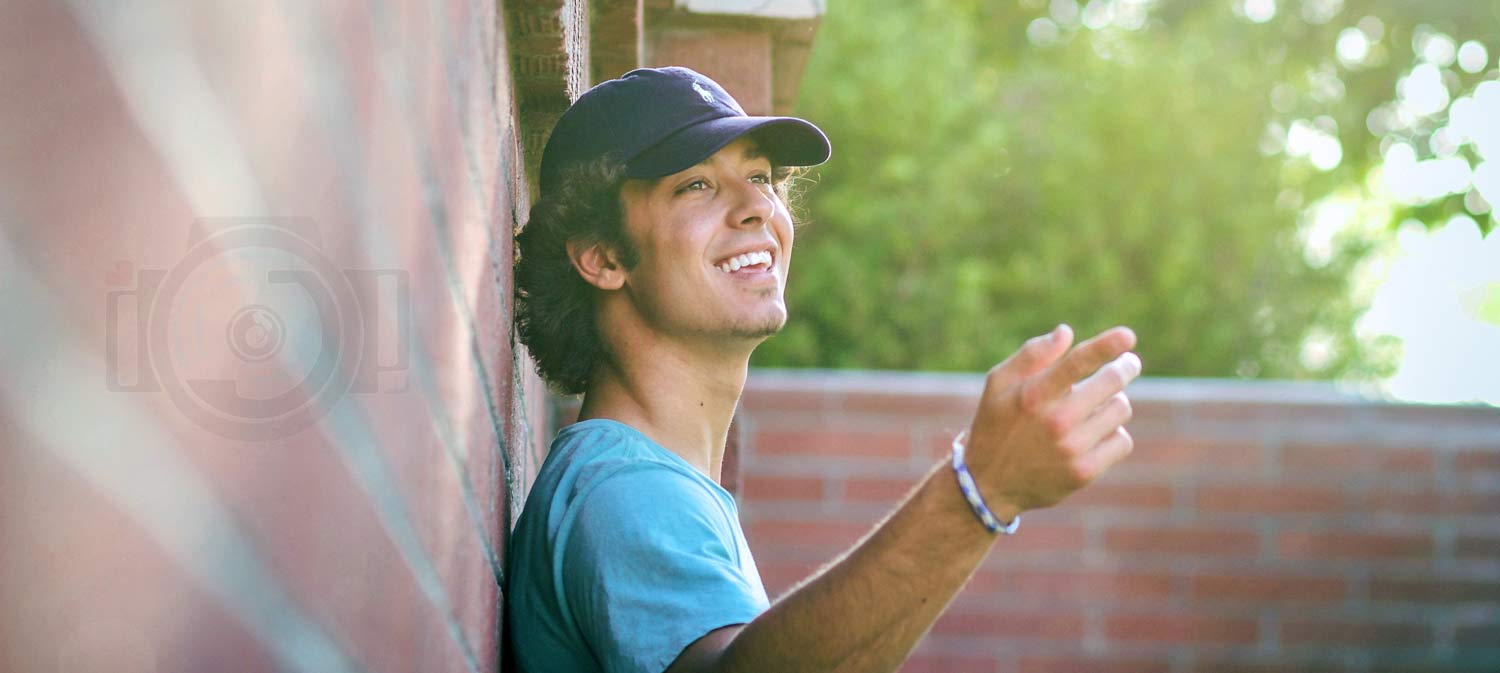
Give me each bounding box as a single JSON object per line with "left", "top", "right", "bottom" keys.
{"left": 514, "top": 150, "right": 804, "bottom": 396}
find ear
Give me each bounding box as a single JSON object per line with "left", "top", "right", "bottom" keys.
{"left": 566, "top": 238, "right": 628, "bottom": 291}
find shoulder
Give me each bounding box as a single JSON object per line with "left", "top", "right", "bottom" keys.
{"left": 543, "top": 420, "right": 735, "bottom": 536}
{"left": 570, "top": 459, "right": 730, "bottom": 540}
{"left": 550, "top": 420, "right": 726, "bottom": 504}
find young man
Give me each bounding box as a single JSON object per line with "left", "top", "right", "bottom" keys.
{"left": 508, "top": 67, "right": 1141, "bottom": 673}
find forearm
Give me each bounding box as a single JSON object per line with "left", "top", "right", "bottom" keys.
{"left": 715, "top": 456, "right": 1019, "bottom": 673}
{"left": 685, "top": 325, "right": 1140, "bottom": 673}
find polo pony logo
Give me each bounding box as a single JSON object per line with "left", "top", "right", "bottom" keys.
{"left": 692, "top": 81, "right": 715, "bottom": 103}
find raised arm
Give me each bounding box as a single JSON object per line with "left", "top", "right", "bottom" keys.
{"left": 667, "top": 325, "right": 1142, "bottom": 673}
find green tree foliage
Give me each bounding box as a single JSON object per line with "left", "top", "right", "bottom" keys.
{"left": 756, "top": 0, "right": 1499, "bottom": 380}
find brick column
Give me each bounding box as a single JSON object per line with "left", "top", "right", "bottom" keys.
{"left": 643, "top": 2, "right": 821, "bottom": 115}
{"left": 505, "top": 0, "right": 592, "bottom": 190}
{"left": 591, "top": 0, "right": 644, "bottom": 82}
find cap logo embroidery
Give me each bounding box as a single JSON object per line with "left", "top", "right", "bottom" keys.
{"left": 692, "top": 81, "right": 715, "bottom": 104}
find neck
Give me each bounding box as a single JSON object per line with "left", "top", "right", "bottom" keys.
{"left": 575, "top": 331, "right": 753, "bottom": 483}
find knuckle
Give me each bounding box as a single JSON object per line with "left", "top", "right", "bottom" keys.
{"left": 1020, "top": 381, "right": 1049, "bottom": 413}
{"left": 1104, "top": 365, "right": 1127, "bottom": 389}
{"left": 1064, "top": 355, "right": 1090, "bottom": 380}
{"left": 1044, "top": 411, "right": 1070, "bottom": 438}
{"left": 1067, "top": 461, "right": 1094, "bottom": 486}
{"left": 985, "top": 365, "right": 1007, "bottom": 386}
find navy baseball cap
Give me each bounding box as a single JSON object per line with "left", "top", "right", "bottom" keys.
{"left": 538, "top": 66, "right": 831, "bottom": 197}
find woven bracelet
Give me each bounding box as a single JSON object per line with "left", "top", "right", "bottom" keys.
{"left": 950, "top": 430, "right": 1021, "bottom": 535}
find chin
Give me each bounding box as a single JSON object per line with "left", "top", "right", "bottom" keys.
{"left": 728, "top": 308, "right": 787, "bottom": 340}
{"left": 731, "top": 322, "right": 784, "bottom": 340}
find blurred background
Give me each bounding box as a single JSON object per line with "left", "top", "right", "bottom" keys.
{"left": 1, "top": 1, "right": 1496, "bottom": 673}
{"left": 760, "top": 0, "right": 1500, "bottom": 406}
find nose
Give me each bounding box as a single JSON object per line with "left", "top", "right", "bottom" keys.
{"left": 727, "top": 178, "right": 776, "bottom": 228}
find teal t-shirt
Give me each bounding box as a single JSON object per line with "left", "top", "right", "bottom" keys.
{"left": 506, "top": 419, "right": 770, "bottom": 673}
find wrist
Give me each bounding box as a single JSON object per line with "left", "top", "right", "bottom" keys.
{"left": 950, "top": 431, "right": 1021, "bottom": 535}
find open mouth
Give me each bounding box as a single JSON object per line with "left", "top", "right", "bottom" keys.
{"left": 714, "top": 249, "right": 774, "bottom": 274}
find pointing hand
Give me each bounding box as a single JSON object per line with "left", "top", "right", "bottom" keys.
{"left": 963, "top": 325, "right": 1142, "bottom": 513}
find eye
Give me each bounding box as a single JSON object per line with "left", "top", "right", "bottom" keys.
{"left": 749, "top": 172, "right": 772, "bottom": 185}
{"left": 675, "top": 178, "right": 710, "bottom": 195}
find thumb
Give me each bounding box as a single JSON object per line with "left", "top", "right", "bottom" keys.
{"left": 982, "top": 324, "right": 1073, "bottom": 396}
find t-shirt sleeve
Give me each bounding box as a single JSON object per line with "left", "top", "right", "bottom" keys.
{"left": 558, "top": 464, "right": 767, "bottom": 673}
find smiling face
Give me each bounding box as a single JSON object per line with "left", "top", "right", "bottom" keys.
{"left": 611, "top": 136, "right": 795, "bottom": 350}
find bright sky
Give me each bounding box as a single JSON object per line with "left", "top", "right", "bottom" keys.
{"left": 1359, "top": 217, "right": 1500, "bottom": 405}
{"left": 1306, "top": 26, "right": 1498, "bottom": 406}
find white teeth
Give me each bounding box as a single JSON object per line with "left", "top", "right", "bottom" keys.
{"left": 716, "top": 250, "right": 774, "bottom": 273}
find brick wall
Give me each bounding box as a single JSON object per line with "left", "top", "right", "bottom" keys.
{"left": 735, "top": 371, "right": 1500, "bottom": 673}
{"left": 0, "top": 1, "right": 564, "bottom": 671}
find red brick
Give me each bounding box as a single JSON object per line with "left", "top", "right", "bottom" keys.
{"left": 932, "top": 609, "right": 1085, "bottom": 640}
{"left": 1104, "top": 526, "right": 1259, "bottom": 556}
{"left": 1190, "top": 574, "right": 1347, "bottom": 603}
{"left": 1064, "top": 481, "right": 1175, "bottom": 509}
{"left": 1370, "top": 405, "right": 1500, "bottom": 426}
{"left": 1364, "top": 488, "right": 1499, "bottom": 516}
{"left": 902, "top": 654, "right": 1001, "bottom": 673}
{"left": 1376, "top": 448, "right": 1435, "bottom": 473}
{"left": 1131, "top": 439, "right": 1260, "bottom": 470}
{"left": 1362, "top": 489, "right": 1448, "bottom": 515}
{"left": 1284, "top": 445, "right": 1437, "bottom": 475}
{"left": 924, "top": 430, "right": 991, "bottom": 460}
{"left": 1280, "top": 618, "right": 1431, "bottom": 646}
{"left": 1455, "top": 449, "right": 1500, "bottom": 471}
{"left": 651, "top": 30, "right": 773, "bottom": 114}
{"left": 990, "top": 522, "right": 1087, "bottom": 554}
{"left": 738, "top": 388, "right": 836, "bottom": 413}
{"left": 1278, "top": 531, "right": 1430, "bottom": 560}
{"left": 1195, "top": 484, "right": 1345, "bottom": 513}
{"left": 1370, "top": 578, "right": 1500, "bottom": 604}
{"left": 1368, "top": 661, "right": 1491, "bottom": 673}
{"left": 753, "top": 429, "right": 911, "bottom": 459}
{"left": 1193, "top": 660, "right": 1345, "bottom": 673}
{"left": 1455, "top": 535, "right": 1500, "bottom": 559}
{"left": 1456, "top": 622, "right": 1500, "bottom": 647}
{"left": 745, "top": 518, "right": 872, "bottom": 550}
{"left": 1282, "top": 443, "right": 1368, "bottom": 471}
{"left": 1455, "top": 491, "right": 1500, "bottom": 516}
{"left": 1019, "top": 657, "right": 1171, "bottom": 673}
{"left": 740, "top": 474, "right": 826, "bottom": 502}
{"left": 1187, "top": 402, "right": 1356, "bottom": 424}
{"left": 969, "top": 569, "right": 1175, "bottom": 601}
{"left": 755, "top": 561, "right": 820, "bottom": 595}
{"left": 841, "top": 390, "right": 974, "bottom": 416}
{"left": 1105, "top": 612, "right": 1259, "bottom": 644}
{"left": 843, "top": 477, "right": 918, "bottom": 503}
{"left": 589, "top": 0, "right": 641, "bottom": 81}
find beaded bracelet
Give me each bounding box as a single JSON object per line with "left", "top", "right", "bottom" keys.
{"left": 950, "top": 430, "right": 1021, "bottom": 535}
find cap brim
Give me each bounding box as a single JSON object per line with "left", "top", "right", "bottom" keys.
{"left": 625, "top": 115, "right": 831, "bottom": 180}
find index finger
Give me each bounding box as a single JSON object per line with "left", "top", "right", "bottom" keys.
{"left": 1025, "top": 326, "right": 1137, "bottom": 403}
